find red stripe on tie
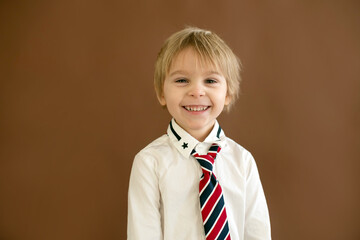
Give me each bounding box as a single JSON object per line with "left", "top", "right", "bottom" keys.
{"left": 207, "top": 206, "right": 227, "bottom": 240}
{"left": 207, "top": 155, "right": 216, "bottom": 164}
{"left": 207, "top": 152, "right": 217, "bottom": 159}
{"left": 201, "top": 183, "right": 222, "bottom": 221}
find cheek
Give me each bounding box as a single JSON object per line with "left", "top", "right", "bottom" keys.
{"left": 217, "top": 88, "right": 229, "bottom": 104}
{"left": 162, "top": 91, "right": 177, "bottom": 108}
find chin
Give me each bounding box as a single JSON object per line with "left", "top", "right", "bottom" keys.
{"left": 185, "top": 120, "right": 213, "bottom": 131}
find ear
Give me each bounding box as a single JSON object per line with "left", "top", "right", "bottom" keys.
{"left": 158, "top": 94, "right": 166, "bottom": 106}
{"left": 224, "top": 95, "right": 231, "bottom": 106}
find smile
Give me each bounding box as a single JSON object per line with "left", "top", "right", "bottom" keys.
{"left": 183, "top": 106, "right": 210, "bottom": 112}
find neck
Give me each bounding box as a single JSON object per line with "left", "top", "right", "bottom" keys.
{"left": 186, "top": 123, "right": 215, "bottom": 142}
{"left": 190, "top": 129, "right": 212, "bottom": 142}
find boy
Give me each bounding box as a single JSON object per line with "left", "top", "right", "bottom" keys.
{"left": 128, "top": 27, "right": 271, "bottom": 240}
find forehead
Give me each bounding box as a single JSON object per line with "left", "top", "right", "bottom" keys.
{"left": 168, "top": 47, "right": 222, "bottom": 74}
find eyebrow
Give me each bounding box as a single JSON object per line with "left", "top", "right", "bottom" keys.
{"left": 168, "top": 70, "right": 187, "bottom": 77}
{"left": 169, "top": 70, "right": 222, "bottom": 77}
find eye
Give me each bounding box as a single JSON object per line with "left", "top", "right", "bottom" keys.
{"left": 175, "top": 78, "right": 188, "bottom": 83}
{"left": 205, "top": 79, "right": 217, "bottom": 84}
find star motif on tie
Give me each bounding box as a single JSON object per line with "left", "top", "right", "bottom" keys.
{"left": 182, "top": 142, "right": 188, "bottom": 149}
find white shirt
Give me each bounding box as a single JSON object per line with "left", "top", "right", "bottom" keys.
{"left": 128, "top": 119, "right": 271, "bottom": 240}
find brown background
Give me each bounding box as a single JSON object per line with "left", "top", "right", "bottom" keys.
{"left": 0, "top": 0, "right": 359, "bottom": 239}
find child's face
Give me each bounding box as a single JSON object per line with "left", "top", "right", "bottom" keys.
{"left": 159, "top": 47, "right": 230, "bottom": 141}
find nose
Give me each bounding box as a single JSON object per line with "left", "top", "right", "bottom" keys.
{"left": 188, "top": 82, "right": 205, "bottom": 98}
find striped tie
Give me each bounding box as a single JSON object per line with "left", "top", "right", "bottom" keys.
{"left": 192, "top": 144, "right": 231, "bottom": 240}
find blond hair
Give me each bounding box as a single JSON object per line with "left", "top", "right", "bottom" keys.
{"left": 154, "top": 26, "right": 242, "bottom": 111}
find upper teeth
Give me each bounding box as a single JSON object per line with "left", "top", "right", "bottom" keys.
{"left": 185, "top": 106, "right": 208, "bottom": 111}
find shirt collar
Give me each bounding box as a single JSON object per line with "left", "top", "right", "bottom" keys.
{"left": 167, "top": 118, "right": 226, "bottom": 159}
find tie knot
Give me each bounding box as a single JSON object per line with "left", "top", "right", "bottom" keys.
{"left": 192, "top": 143, "right": 221, "bottom": 173}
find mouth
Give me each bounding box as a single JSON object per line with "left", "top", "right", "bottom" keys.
{"left": 183, "top": 105, "right": 210, "bottom": 112}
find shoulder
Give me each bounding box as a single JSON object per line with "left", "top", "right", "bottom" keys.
{"left": 137, "top": 134, "right": 171, "bottom": 154}
{"left": 222, "top": 136, "right": 260, "bottom": 177}
{"left": 134, "top": 134, "right": 173, "bottom": 163}
{"left": 132, "top": 134, "right": 178, "bottom": 176}
{"left": 224, "top": 136, "right": 254, "bottom": 161}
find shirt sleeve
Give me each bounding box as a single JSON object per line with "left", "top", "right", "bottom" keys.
{"left": 244, "top": 153, "right": 271, "bottom": 240}
{"left": 127, "top": 152, "right": 163, "bottom": 240}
